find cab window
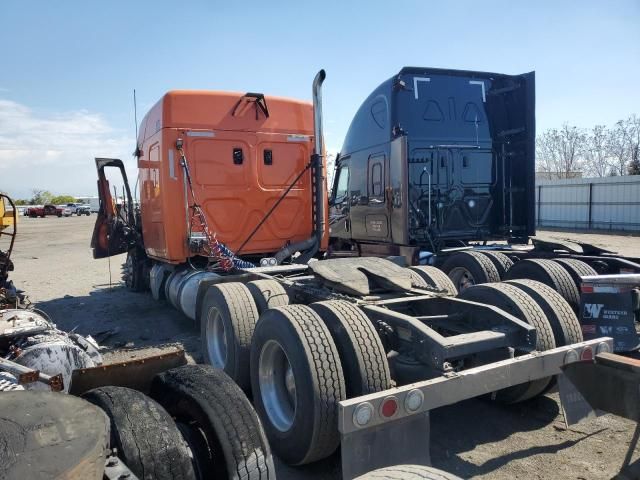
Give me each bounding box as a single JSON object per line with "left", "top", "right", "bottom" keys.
{"left": 333, "top": 164, "right": 350, "bottom": 202}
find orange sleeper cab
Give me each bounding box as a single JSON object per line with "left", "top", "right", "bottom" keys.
{"left": 135, "top": 90, "right": 328, "bottom": 264}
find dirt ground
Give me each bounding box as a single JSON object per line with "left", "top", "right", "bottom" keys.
{"left": 8, "top": 215, "right": 640, "bottom": 480}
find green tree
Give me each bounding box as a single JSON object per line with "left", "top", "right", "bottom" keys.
{"left": 50, "top": 195, "right": 77, "bottom": 204}
{"left": 30, "top": 190, "right": 53, "bottom": 205}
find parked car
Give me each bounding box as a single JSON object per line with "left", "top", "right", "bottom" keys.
{"left": 61, "top": 206, "right": 73, "bottom": 217}
{"left": 25, "top": 204, "right": 63, "bottom": 218}
{"left": 76, "top": 204, "right": 91, "bottom": 216}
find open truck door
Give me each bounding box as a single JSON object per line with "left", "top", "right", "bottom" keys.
{"left": 91, "top": 158, "right": 136, "bottom": 259}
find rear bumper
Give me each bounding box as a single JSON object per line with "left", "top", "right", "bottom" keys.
{"left": 338, "top": 337, "right": 612, "bottom": 478}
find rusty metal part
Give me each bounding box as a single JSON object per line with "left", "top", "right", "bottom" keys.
{"left": 0, "top": 356, "right": 39, "bottom": 384}
{"left": 0, "top": 357, "right": 65, "bottom": 391}
{"left": 69, "top": 347, "right": 187, "bottom": 395}
{"left": 40, "top": 371, "right": 64, "bottom": 392}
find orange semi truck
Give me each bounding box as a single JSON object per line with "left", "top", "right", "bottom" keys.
{"left": 92, "top": 72, "right": 329, "bottom": 312}
{"left": 91, "top": 71, "right": 616, "bottom": 479}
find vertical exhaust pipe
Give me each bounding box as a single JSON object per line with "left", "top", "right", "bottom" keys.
{"left": 274, "top": 69, "right": 326, "bottom": 264}
{"left": 312, "top": 69, "right": 326, "bottom": 248}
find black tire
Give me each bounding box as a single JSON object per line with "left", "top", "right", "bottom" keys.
{"left": 83, "top": 386, "right": 196, "bottom": 480}
{"left": 150, "top": 364, "right": 275, "bottom": 480}
{"left": 505, "top": 258, "right": 580, "bottom": 312}
{"left": 250, "top": 304, "right": 346, "bottom": 465}
{"left": 458, "top": 282, "right": 556, "bottom": 403}
{"left": 481, "top": 251, "right": 514, "bottom": 279}
{"left": 309, "top": 300, "right": 391, "bottom": 398}
{"left": 440, "top": 251, "right": 500, "bottom": 292}
{"left": 123, "top": 249, "right": 148, "bottom": 292}
{"left": 199, "top": 282, "right": 259, "bottom": 391}
{"left": 355, "top": 464, "right": 463, "bottom": 480}
{"left": 408, "top": 266, "right": 458, "bottom": 296}
{"left": 553, "top": 258, "right": 598, "bottom": 291}
{"left": 505, "top": 279, "right": 583, "bottom": 346}
{"left": 246, "top": 279, "right": 289, "bottom": 314}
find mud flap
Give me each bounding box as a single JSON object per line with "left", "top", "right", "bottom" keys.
{"left": 559, "top": 353, "right": 640, "bottom": 426}
{"left": 340, "top": 412, "right": 431, "bottom": 479}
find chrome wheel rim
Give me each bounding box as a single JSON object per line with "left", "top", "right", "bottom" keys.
{"left": 449, "top": 266, "right": 476, "bottom": 291}
{"left": 206, "top": 308, "right": 227, "bottom": 368}
{"left": 259, "top": 340, "right": 296, "bottom": 432}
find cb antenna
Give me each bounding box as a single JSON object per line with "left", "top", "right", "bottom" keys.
{"left": 133, "top": 89, "right": 139, "bottom": 146}
{"left": 132, "top": 89, "right": 140, "bottom": 204}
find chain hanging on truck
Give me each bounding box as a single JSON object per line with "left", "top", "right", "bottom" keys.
{"left": 175, "top": 139, "right": 254, "bottom": 271}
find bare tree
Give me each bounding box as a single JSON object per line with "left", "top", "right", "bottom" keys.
{"left": 608, "top": 119, "right": 632, "bottom": 176}
{"left": 627, "top": 114, "right": 640, "bottom": 175}
{"left": 583, "top": 125, "right": 610, "bottom": 177}
{"left": 535, "top": 124, "right": 585, "bottom": 179}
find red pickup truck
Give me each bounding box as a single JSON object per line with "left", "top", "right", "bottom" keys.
{"left": 26, "top": 204, "right": 63, "bottom": 218}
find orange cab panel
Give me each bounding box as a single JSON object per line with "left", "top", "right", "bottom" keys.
{"left": 136, "top": 90, "right": 325, "bottom": 264}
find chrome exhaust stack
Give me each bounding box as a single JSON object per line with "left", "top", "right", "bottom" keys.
{"left": 274, "top": 69, "right": 326, "bottom": 265}
{"left": 311, "top": 69, "right": 326, "bottom": 250}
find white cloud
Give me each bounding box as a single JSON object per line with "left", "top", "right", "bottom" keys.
{"left": 0, "top": 99, "right": 134, "bottom": 199}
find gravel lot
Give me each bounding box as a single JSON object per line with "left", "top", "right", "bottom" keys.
{"left": 7, "top": 215, "right": 640, "bottom": 479}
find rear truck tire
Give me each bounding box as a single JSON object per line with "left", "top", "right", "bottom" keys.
{"left": 199, "top": 282, "right": 259, "bottom": 391}
{"left": 246, "top": 279, "right": 289, "bottom": 314}
{"left": 150, "top": 364, "right": 275, "bottom": 480}
{"left": 83, "top": 386, "right": 196, "bottom": 480}
{"left": 458, "top": 282, "right": 556, "bottom": 403}
{"left": 440, "top": 251, "right": 501, "bottom": 292}
{"left": 553, "top": 258, "right": 598, "bottom": 291}
{"left": 504, "top": 279, "right": 583, "bottom": 347}
{"left": 504, "top": 258, "right": 580, "bottom": 313}
{"left": 355, "top": 464, "right": 463, "bottom": 480}
{"left": 309, "top": 300, "right": 391, "bottom": 398}
{"left": 480, "top": 251, "right": 514, "bottom": 279}
{"left": 250, "top": 304, "right": 346, "bottom": 465}
{"left": 408, "top": 266, "right": 458, "bottom": 296}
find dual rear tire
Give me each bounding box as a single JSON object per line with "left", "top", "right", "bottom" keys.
{"left": 199, "top": 282, "right": 392, "bottom": 466}
{"left": 250, "top": 302, "right": 392, "bottom": 465}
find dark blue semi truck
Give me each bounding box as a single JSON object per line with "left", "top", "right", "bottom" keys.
{"left": 330, "top": 67, "right": 536, "bottom": 251}
{"left": 328, "top": 66, "right": 640, "bottom": 351}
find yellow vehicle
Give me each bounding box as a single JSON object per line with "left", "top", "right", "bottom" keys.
{"left": 0, "top": 193, "right": 17, "bottom": 292}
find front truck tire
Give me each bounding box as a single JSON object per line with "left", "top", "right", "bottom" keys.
{"left": 199, "top": 282, "right": 259, "bottom": 391}
{"left": 440, "top": 251, "right": 500, "bottom": 292}
{"left": 123, "top": 249, "right": 149, "bottom": 292}
{"left": 83, "top": 386, "right": 197, "bottom": 480}
{"left": 250, "top": 304, "right": 346, "bottom": 465}
{"left": 310, "top": 300, "right": 391, "bottom": 398}
{"left": 458, "top": 282, "right": 556, "bottom": 403}
{"left": 150, "top": 364, "right": 275, "bottom": 480}
{"left": 355, "top": 465, "right": 463, "bottom": 480}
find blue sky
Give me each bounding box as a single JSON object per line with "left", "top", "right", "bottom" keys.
{"left": 0, "top": 0, "right": 638, "bottom": 198}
